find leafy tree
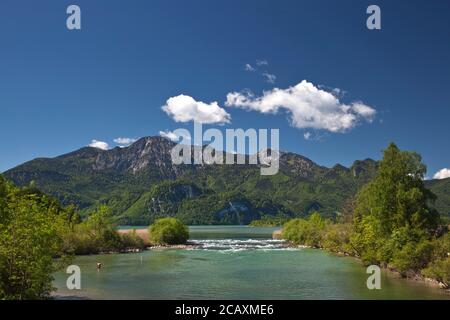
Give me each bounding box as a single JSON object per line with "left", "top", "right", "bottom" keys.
{"left": 351, "top": 143, "right": 440, "bottom": 269}
{"left": 149, "top": 218, "right": 189, "bottom": 245}
{"left": 0, "top": 178, "right": 70, "bottom": 299}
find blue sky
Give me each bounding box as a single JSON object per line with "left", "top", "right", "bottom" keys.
{"left": 1, "top": 0, "right": 450, "bottom": 179}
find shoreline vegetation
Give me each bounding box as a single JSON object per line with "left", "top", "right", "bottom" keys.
{"left": 275, "top": 225, "right": 450, "bottom": 291}
{"left": 283, "top": 233, "right": 450, "bottom": 292}
{"left": 0, "top": 177, "right": 190, "bottom": 299}
{"left": 249, "top": 216, "right": 290, "bottom": 227}
{"left": 278, "top": 144, "right": 450, "bottom": 291}
{"left": 1, "top": 142, "right": 449, "bottom": 299}
{"left": 68, "top": 217, "right": 192, "bottom": 255}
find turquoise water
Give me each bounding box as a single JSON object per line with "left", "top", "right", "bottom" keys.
{"left": 53, "top": 226, "right": 449, "bottom": 300}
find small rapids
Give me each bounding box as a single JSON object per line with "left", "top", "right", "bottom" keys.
{"left": 188, "top": 238, "right": 295, "bottom": 252}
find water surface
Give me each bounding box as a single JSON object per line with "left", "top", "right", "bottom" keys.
{"left": 53, "top": 226, "right": 449, "bottom": 300}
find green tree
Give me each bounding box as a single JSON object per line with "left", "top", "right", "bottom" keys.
{"left": 149, "top": 218, "right": 189, "bottom": 245}
{"left": 0, "top": 178, "right": 70, "bottom": 299}
{"left": 351, "top": 143, "right": 440, "bottom": 269}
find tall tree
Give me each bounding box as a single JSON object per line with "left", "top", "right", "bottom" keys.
{"left": 0, "top": 177, "right": 69, "bottom": 299}
{"left": 351, "top": 143, "right": 440, "bottom": 265}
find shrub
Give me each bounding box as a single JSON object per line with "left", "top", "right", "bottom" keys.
{"left": 282, "top": 213, "right": 325, "bottom": 247}
{"left": 120, "top": 230, "right": 145, "bottom": 249}
{"left": 391, "top": 240, "right": 435, "bottom": 274}
{"left": 422, "top": 257, "right": 450, "bottom": 288}
{"left": 149, "top": 218, "right": 189, "bottom": 245}
{"left": 421, "top": 233, "right": 450, "bottom": 287}
{"left": 282, "top": 219, "right": 310, "bottom": 245}
{"left": 322, "top": 223, "right": 354, "bottom": 254}
{"left": 64, "top": 206, "right": 147, "bottom": 254}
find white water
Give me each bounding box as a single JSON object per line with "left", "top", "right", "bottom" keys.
{"left": 189, "top": 238, "right": 294, "bottom": 252}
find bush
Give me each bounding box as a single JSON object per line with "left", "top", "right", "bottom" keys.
{"left": 322, "top": 223, "right": 354, "bottom": 254}
{"left": 64, "top": 206, "right": 146, "bottom": 254}
{"left": 282, "top": 213, "right": 325, "bottom": 247}
{"left": 422, "top": 257, "right": 450, "bottom": 288}
{"left": 421, "top": 233, "right": 450, "bottom": 287}
{"left": 391, "top": 240, "right": 435, "bottom": 274}
{"left": 120, "top": 230, "right": 145, "bottom": 249}
{"left": 149, "top": 218, "right": 189, "bottom": 245}
{"left": 282, "top": 219, "right": 310, "bottom": 245}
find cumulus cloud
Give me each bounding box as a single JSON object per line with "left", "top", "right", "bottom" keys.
{"left": 113, "top": 137, "right": 137, "bottom": 146}
{"left": 159, "top": 130, "right": 191, "bottom": 142}
{"left": 318, "top": 85, "right": 346, "bottom": 98}
{"left": 244, "top": 63, "right": 255, "bottom": 72}
{"left": 88, "top": 139, "right": 109, "bottom": 150}
{"left": 433, "top": 168, "right": 450, "bottom": 180}
{"left": 262, "top": 72, "right": 277, "bottom": 84}
{"left": 162, "top": 94, "right": 231, "bottom": 124}
{"left": 225, "top": 80, "right": 376, "bottom": 133}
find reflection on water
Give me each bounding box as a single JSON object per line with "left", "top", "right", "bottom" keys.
{"left": 53, "top": 226, "right": 450, "bottom": 300}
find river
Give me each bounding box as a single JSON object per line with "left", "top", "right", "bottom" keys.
{"left": 52, "top": 226, "right": 449, "bottom": 299}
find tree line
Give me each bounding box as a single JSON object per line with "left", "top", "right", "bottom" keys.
{"left": 0, "top": 172, "right": 191, "bottom": 299}
{"left": 0, "top": 179, "right": 147, "bottom": 299}
{"left": 282, "top": 143, "right": 449, "bottom": 288}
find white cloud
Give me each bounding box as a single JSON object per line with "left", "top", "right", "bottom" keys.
{"left": 303, "top": 132, "right": 312, "bottom": 140}
{"left": 162, "top": 94, "right": 231, "bottom": 124}
{"left": 159, "top": 130, "right": 178, "bottom": 141}
{"left": 318, "top": 85, "right": 346, "bottom": 98}
{"left": 113, "top": 137, "right": 137, "bottom": 146}
{"left": 159, "top": 130, "right": 191, "bottom": 142}
{"left": 256, "top": 59, "right": 268, "bottom": 66}
{"left": 433, "top": 168, "right": 450, "bottom": 180}
{"left": 262, "top": 72, "right": 276, "bottom": 84}
{"left": 88, "top": 139, "right": 109, "bottom": 150}
{"left": 225, "top": 80, "right": 376, "bottom": 133}
{"left": 351, "top": 102, "right": 376, "bottom": 118}
{"left": 244, "top": 64, "right": 255, "bottom": 72}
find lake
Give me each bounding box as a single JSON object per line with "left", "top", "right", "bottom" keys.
{"left": 53, "top": 226, "right": 449, "bottom": 300}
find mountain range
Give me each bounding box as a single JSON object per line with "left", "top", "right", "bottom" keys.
{"left": 3, "top": 136, "right": 450, "bottom": 225}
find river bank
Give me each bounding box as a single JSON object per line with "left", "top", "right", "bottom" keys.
{"left": 273, "top": 227, "right": 450, "bottom": 292}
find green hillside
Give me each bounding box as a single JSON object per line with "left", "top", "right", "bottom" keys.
{"left": 3, "top": 137, "right": 449, "bottom": 225}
